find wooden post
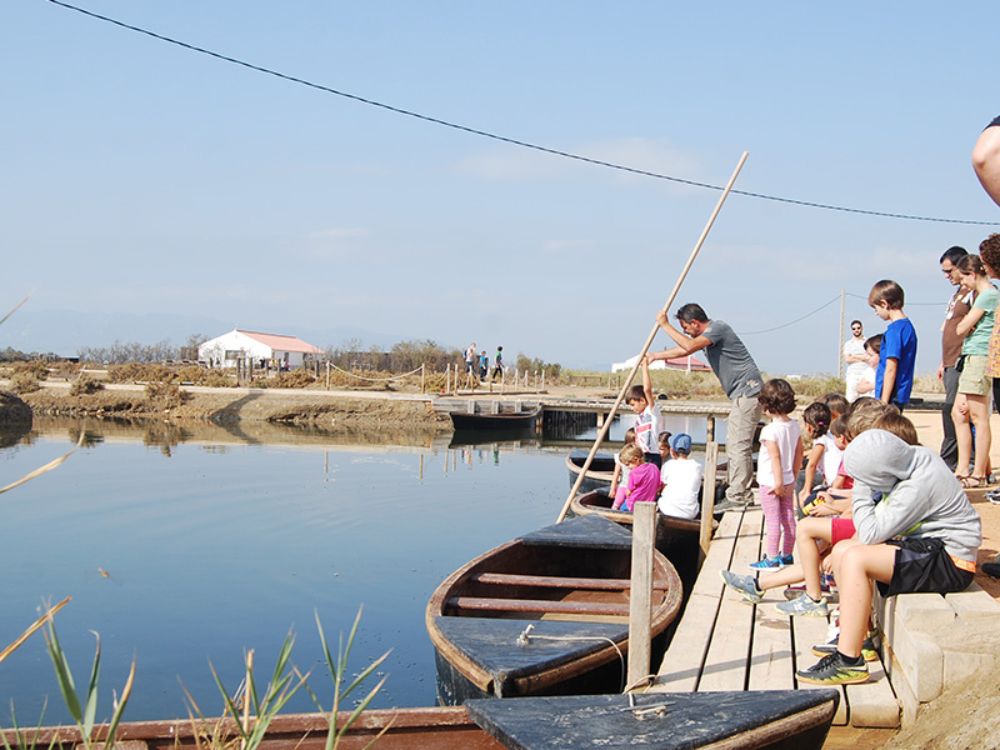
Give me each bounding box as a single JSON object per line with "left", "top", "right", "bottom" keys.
{"left": 596, "top": 411, "right": 605, "bottom": 428}
{"left": 541, "top": 370, "right": 545, "bottom": 391}
{"left": 699, "top": 441, "right": 720, "bottom": 559}
{"left": 706, "top": 414, "right": 716, "bottom": 442}
{"left": 420, "top": 363, "right": 426, "bottom": 393}
{"left": 837, "top": 287, "right": 846, "bottom": 380}
{"left": 627, "top": 501, "right": 657, "bottom": 690}
{"left": 445, "top": 364, "right": 451, "bottom": 394}
{"left": 326, "top": 362, "right": 331, "bottom": 390}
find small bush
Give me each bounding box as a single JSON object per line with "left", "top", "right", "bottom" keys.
{"left": 108, "top": 363, "right": 172, "bottom": 383}
{"left": 9, "top": 371, "right": 40, "bottom": 394}
{"left": 174, "top": 366, "right": 234, "bottom": 388}
{"left": 11, "top": 359, "right": 49, "bottom": 380}
{"left": 269, "top": 370, "right": 319, "bottom": 389}
{"left": 146, "top": 380, "right": 185, "bottom": 405}
{"left": 70, "top": 374, "right": 105, "bottom": 396}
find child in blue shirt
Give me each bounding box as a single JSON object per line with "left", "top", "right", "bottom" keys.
{"left": 868, "top": 280, "right": 917, "bottom": 411}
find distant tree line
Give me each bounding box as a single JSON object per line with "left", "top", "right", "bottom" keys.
{"left": 78, "top": 340, "right": 178, "bottom": 364}
{"left": 0, "top": 346, "right": 67, "bottom": 362}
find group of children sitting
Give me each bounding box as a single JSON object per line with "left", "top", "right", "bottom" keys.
{"left": 721, "top": 385, "right": 981, "bottom": 686}
{"left": 608, "top": 359, "right": 704, "bottom": 521}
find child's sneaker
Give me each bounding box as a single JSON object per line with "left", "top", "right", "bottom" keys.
{"left": 782, "top": 575, "right": 837, "bottom": 602}
{"left": 748, "top": 556, "right": 784, "bottom": 571}
{"left": 780, "top": 553, "right": 794, "bottom": 566}
{"left": 719, "top": 569, "right": 764, "bottom": 603}
{"left": 986, "top": 489, "right": 1000, "bottom": 505}
{"left": 811, "top": 636, "right": 879, "bottom": 662}
{"left": 776, "top": 593, "right": 829, "bottom": 617}
{"left": 796, "top": 652, "right": 869, "bottom": 685}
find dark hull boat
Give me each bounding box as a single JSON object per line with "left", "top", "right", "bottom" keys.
{"left": 4, "top": 689, "right": 839, "bottom": 750}
{"left": 426, "top": 516, "right": 683, "bottom": 704}
{"left": 565, "top": 450, "right": 618, "bottom": 493}
{"left": 451, "top": 405, "right": 541, "bottom": 431}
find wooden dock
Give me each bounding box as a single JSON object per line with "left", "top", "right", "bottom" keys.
{"left": 648, "top": 506, "right": 901, "bottom": 730}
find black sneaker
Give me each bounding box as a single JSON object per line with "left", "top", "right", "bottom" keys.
{"left": 796, "top": 652, "right": 870, "bottom": 685}
{"left": 982, "top": 558, "right": 1000, "bottom": 578}
{"left": 811, "top": 636, "right": 878, "bottom": 662}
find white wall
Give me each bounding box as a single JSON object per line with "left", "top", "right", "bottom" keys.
{"left": 198, "top": 330, "right": 272, "bottom": 368}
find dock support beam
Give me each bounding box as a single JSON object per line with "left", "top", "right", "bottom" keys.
{"left": 627, "top": 501, "right": 657, "bottom": 691}
{"left": 699, "top": 441, "right": 719, "bottom": 560}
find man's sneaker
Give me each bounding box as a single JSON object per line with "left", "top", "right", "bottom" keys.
{"left": 811, "top": 636, "right": 879, "bottom": 662}
{"left": 796, "top": 652, "right": 870, "bottom": 685}
{"left": 713, "top": 499, "right": 749, "bottom": 514}
{"left": 748, "top": 555, "right": 784, "bottom": 572}
{"left": 776, "top": 593, "right": 829, "bottom": 617}
{"left": 720, "top": 569, "right": 763, "bottom": 603}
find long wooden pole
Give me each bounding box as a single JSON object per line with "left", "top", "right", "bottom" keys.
{"left": 555, "top": 151, "right": 749, "bottom": 523}
{"left": 837, "top": 288, "right": 845, "bottom": 380}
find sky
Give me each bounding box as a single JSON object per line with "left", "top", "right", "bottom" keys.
{"left": 3, "top": 1, "right": 999, "bottom": 374}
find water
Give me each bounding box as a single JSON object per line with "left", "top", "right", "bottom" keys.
{"left": 0, "top": 418, "right": 568, "bottom": 724}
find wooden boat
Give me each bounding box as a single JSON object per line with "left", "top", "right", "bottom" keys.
{"left": 565, "top": 450, "right": 618, "bottom": 493}
{"left": 451, "top": 404, "right": 541, "bottom": 431}
{"left": 1, "top": 707, "right": 503, "bottom": 750}
{"left": 426, "top": 516, "right": 683, "bottom": 704}
{"left": 465, "top": 689, "right": 840, "bottom": 750}
{"left": 2, "top": 688, "right": 840, "bottom": 750}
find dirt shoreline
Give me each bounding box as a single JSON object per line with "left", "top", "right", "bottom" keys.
{"left": 17, "top": 383, "right": 453, "bottom": 431}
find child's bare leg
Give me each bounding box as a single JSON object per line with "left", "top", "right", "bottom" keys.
{"left": 758, "top": 563, "right": 805, "bottom": 591}
{"left": 833, "top": 544, "right": 895, "bottom": 658}
{"left": 796, "top": 516, "right": 833, "bottom": 599}
{"left": 967, "top": 394, "right": 991, "bottom": 478}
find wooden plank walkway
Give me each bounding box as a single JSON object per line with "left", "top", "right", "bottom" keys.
{"left": 649, "top": 506, "right": 900, "bottom": 729}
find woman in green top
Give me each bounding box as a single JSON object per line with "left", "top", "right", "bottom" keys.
{"left": 953, "top": 254, "right": 999, "bottom": 487}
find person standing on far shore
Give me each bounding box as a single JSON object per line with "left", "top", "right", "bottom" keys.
{"left": 938, "top": 246, "right": 972, "bottom": 470}
{"left": 648, "top": 303, "right": 763, "bottom": 512}
{"left": 843, "top": 320, "right": 868, "bottom": 402}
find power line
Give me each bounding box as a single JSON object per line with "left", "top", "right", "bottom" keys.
{"left": 46, "top": 0, "right": 1000, "bottom": 228}
{"left": 845, "top": 291, "right": 942, "bottom": 307}
{"left": 739, "top": 295, "right": 842, "bottom": 335}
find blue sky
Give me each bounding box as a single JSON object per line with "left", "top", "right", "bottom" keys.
{"left": 3, "top": 1, "right": 999, "bottom": 373}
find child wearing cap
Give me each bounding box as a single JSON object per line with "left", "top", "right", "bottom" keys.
{"left": 657, "top": 433, "right": 703, "bottom": 520}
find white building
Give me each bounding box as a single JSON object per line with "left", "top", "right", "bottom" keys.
{"left": 198, "top": 329, "right": 322, "bottom": 370}
{"left": 611, "top": 353, "right": 711, "bottom": 373}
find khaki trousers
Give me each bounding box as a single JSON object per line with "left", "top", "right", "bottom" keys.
{"left": 725, "top": 394, "right": 762, "bottom": 504}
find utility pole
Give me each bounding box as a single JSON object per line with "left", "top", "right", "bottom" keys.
{"left": 837, "top": 288, "right": 845, "bottom": 380}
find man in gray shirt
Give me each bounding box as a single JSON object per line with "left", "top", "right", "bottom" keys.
{"left": 648, "top": 303, "right": 763, "bottom": 511}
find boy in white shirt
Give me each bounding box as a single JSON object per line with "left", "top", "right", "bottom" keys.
{"left": 626, "top": 358, "right": 661, "bottom": 468}
{"left": 658, "top": 433, "right": 702, "bottom": 519}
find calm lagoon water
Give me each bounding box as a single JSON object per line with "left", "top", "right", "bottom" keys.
{"left": 0, "top": 418, "right": 574, "bottom": 723}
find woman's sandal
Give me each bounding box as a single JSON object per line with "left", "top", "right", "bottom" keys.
{"left": 960, "top": 475, "right": 990, "bottom": 489}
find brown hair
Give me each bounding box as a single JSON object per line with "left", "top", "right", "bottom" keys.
{"left": 845, "top": 397, "right": 898, "bottom": 441}
{"left": 626, "top": 385, "right": 647, "bottom": 405}
{"left": 802, "top": 402, "right": 832, "bottom": 437}
{"left": 864, "top": 334, "right": 883, "bottom": 355}
{"left": 620, "top": 445, "right": 644, "bottom": 465}
{"left": 957, "top": 253, "right": 987, "bottom": 277}
{"left": 867, "top": 280, "right": 905, "bottom": 310}
{"left": 820, "top": 393, "right": 850, "bottom": 420}
{"left": 980, "top": 234, "right": 1000, "bottom": 276}
{"left": 758, "top": 378, "right": 796, "bottom": 415}
{"left": 873, "top": 412, "right": 919, "bottom": 446}
{"left": 624, "top": 427, "right": 636, "bottom": 445}
{"left": 829, "top": 415, "right": 849, "bottom": 439}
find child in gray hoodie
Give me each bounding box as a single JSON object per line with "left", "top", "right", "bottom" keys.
{"left": 797, "top": 429, "right": 981, "bottom": 685}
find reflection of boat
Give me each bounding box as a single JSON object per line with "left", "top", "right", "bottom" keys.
{"left": 450, "top": 404, "right": 541, "bottom": 431}
{"left": 426, "top": 516, "right": 682, "bottom": 703}
{"left": 466, "top": 689, "right": 839, "bottom": 750}
{"left": 448, "top": 427, "right": 540, "bottom": 448}
{"left": 564, "top": 450, "right": 618, "bottom": 493}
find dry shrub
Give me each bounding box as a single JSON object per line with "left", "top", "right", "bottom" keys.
{"left": 268, "top": 370, "right": 318, "bottom": 389}
{"left": 145, "top": 381, "right": 186, "bottom": 408}
{"left": 108, "top": 363, "right": 173, "bottom": 383}
{"left": 47, "top": 361, "right": 81, "bottom": 381}
{"left": 70, "top": 374, "right": 104, "bottom": 395}
{"left": 174, "top": 366, "right": 234, "bottom": 388}
{"left": 10, "top": 360, "right": 49, "bottom": 380}
{"left": 9, "top": 371, "right": 40, "bottom": 394}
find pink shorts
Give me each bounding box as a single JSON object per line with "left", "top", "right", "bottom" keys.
{"left": 831, "top": 517, "right": 856, "bottom": 547}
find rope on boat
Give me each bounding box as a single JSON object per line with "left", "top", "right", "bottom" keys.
{"left": 327, "top": 361, "right": 423, "bottom": 383}
{"left": 515, "top": 623, "right": 627, "bottom": 693}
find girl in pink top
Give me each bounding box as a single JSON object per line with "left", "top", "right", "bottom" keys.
{"left": 611, "top": 445, "right": 663, "bottom": 512}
